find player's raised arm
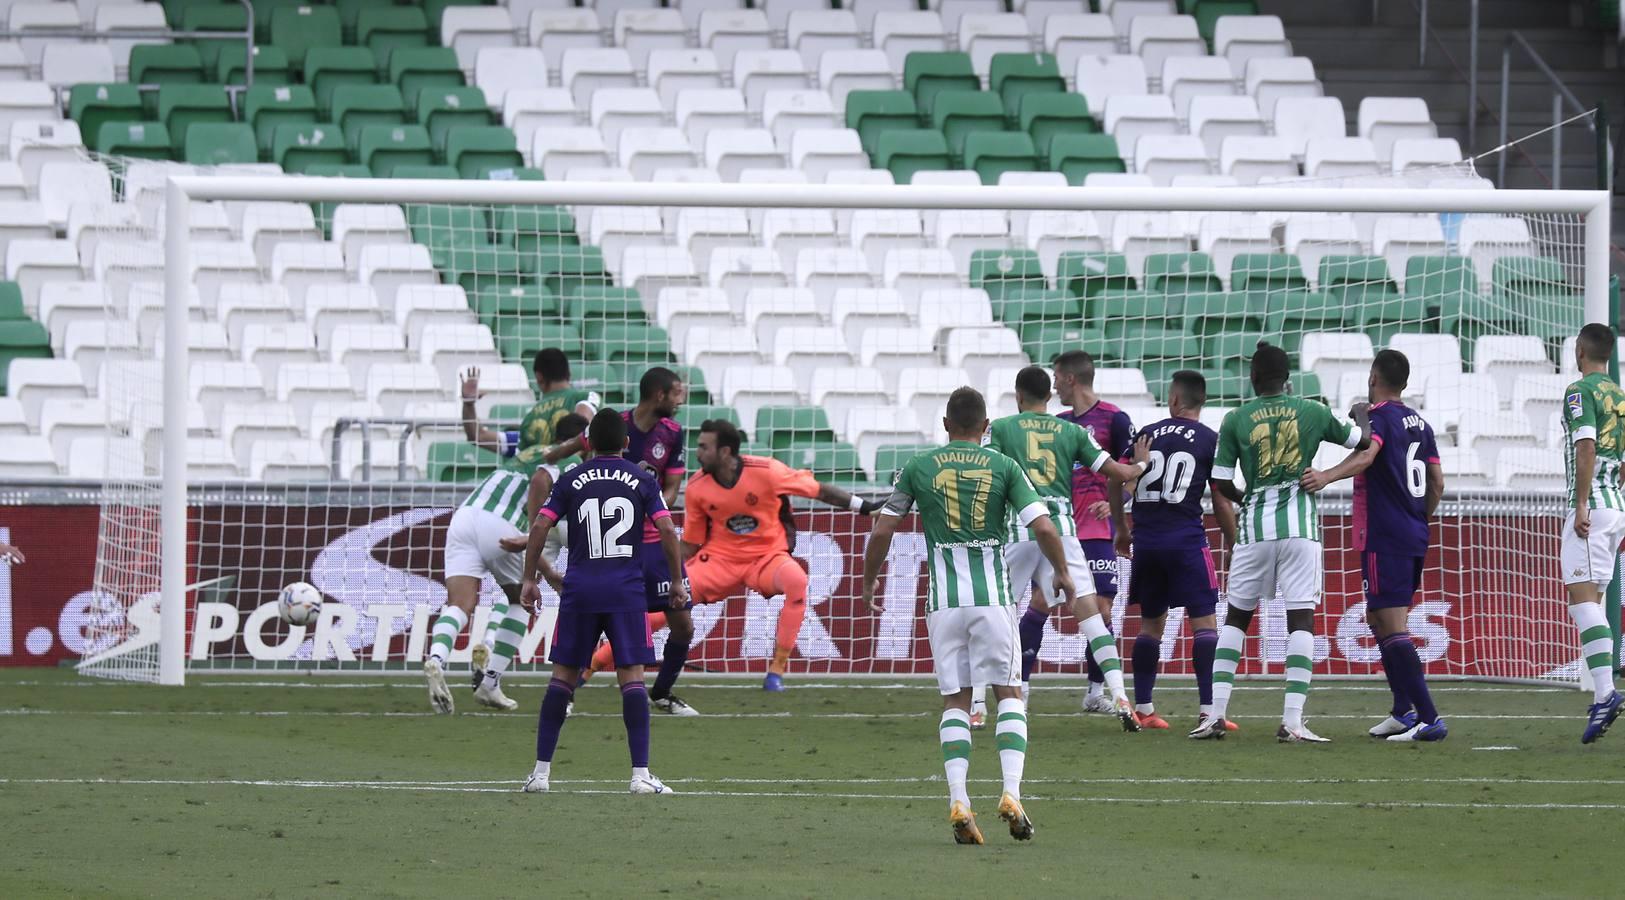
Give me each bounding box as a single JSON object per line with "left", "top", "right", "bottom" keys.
{"left": 460, "top": 368, "right": 509, "bottom": 455}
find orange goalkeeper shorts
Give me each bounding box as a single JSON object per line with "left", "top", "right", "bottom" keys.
{"left": 686, "top": 552, "right": 796, "bottom": 603}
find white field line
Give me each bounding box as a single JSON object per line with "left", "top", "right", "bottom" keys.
{"left": 0, "top": 708, "right": 1586, "bottom": 721}
{"left": 0, "top": 778, "right": 1616, "bottom": 811}
{"left": 7, "top": 775, "right": 1620, "bottom": 787}
{"left": 0, "top": 680, "right": 1572, "bottom": 694}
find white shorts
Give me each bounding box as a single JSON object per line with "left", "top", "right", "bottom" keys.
{"left": 1004, "top": 538, "right": 1096, "bottom": 608}
{"left": 1226, "top": 538, "right": 1323, "bottom": 611}
{"left": 444, "top": 507, "right": 525, "bottom": 586}
{"left": 1562, "top": 507, "right": 1625, "bottom": 587}
{"left": 927, "top": 605, "right": 1021, "bottom": 695}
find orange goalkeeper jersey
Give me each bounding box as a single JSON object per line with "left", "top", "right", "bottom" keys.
{"left": 683, "top": 455, "right": 821, "bottom": 561}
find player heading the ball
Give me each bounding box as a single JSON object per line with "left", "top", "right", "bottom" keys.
{"left": 864, "top": 387, "right": 1093, "bottom": 845}
{"left": 519, "top": 409, "right": 688, "bottom": 795}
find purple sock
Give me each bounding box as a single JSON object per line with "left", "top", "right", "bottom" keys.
{"left": 1382, "top": 632, "right": 1437, "bottom": 724}
{"left": 650, "top": 637, "right": 689, "bottom": 701}
{"left": 1131, "top": 633, "right": 1159, "bottom": 705}
{"left": 1019, "top": 607, "right": 1049, "bottom": 682}
{"left": 535, "top": 677, "right": 575, "bottom": 763}
{"left": 1192, "top": 628, "right": 1217, "bottom": 706}
{"left": 621, "top": 680, "right": 651, "bottom": 767}
{"left": 1086, "top": 610, "right": 1113, "bottom": 685}
{"left": 1377, "top": 634, "right": 1413, "bottom": 719}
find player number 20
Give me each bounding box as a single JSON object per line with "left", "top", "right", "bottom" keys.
{"left": 1136, "top": 450, "right": 1196, "bottom": 503}
{"left": 577, "top": 496, "right": 636, "bottom": 560}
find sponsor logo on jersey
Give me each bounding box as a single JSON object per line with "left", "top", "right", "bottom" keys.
{"left": 726, "top": 514, "right": 758, "bottom": 534}
{"left": 1569, "top": 392, "right": 1584, "bottom": 419}
{"left": 1087, "top": 557, "right": 1115, "bottom": 572}
{"left": 745, "top": 492, "right": 759, "bottom": 506}
{"left": 652, "top": 442, "right": 667, "bottom": 460}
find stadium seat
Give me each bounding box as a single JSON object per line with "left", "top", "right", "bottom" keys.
{"left": 1136, "top": 134, "right": 1213, "bottom": 185}
{"left": 1103, "top": 95, "right": 1179, "bottom": 161}
{"left": 1127, "top": 14, "right": 1206, "bottom": 72}
{"left": 1391, "top": 137, "right": 1462, "bottom": 175}
{"left": 389, "top": 47, "right": 466, "bottom": 104}
{"left": 763, "top": 90, "right": 839, "bottom": 148}
{"left": 442, "top": 6, "right": 517, "bottom": 72}
{"left": 1214, "top": 15, "right": 1291, "bottom": 77}
{"left": 1189, "top": 95, "right": 1265, "bottom": 157}
{"left": 332, "top": 84, "right": 406, "bottom": 149}
{"left": 873, "top": 11, "right": 948, "bottom": 72}
{"left": 818, "top": 49, "right": 896, "bottom": 107}
{"left": 844, "top": 406, "right": 926, "bottom": 476}
{"left": 720, "top": 363, "right": 799, "bottom": 427}
{"left": 699, "top": 10, "right": 772, "bottom": 69}
{"left": 1272, "top": 95, "right": 1345, "bottom": 157}
{"left": 1494, "top": 446, "right": 1564, "bottom": 491}
{"left": 474, "top": 47, "right": 545, "bottom": 112}
{"left": 904, "top": 52, "right": 980, "bottom": 116}
{"left": 41, "top": 43, "right": 114, "bottom": 92}
{"left": 358, "top": 6, "right": 432, "bottom": 63}
{"left": 1072, "top": 55, "right": 1148, "bottom": 119}
{"left": 786, "top": 10, "right": 861, "bottom": 71}
{"left": 704, "top": 128, "right": 783, "bottom": 181}
{"left": 1372, "top": 217, "right": 1447, "bottom": 292}
{"left": 270, "top": 4, "right": 343, "bottom": 70}
{"left": 1048, "top": 132, "right": 1126, "bottom": 183}
{"left": 648, "top": 49, "right": 723, "bottom": 107}
{"left": 1358, "top": 96, "right": 1437, "bottom": 162}
{"left": 959, "top": 15, "right": 1035, "bottom": 77}
{"left": 1300, "top": 331, "right": 1374, "bottom": 396}
{"left": 1244, "top": 56, "right": 1321, "bottom": 118}
{"left": 1162, "top": 56, "right": 1236, "bottom": 118}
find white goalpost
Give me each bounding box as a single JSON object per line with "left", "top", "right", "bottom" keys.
{"left": 77, "top": 174, "right": 1611, "bottom": 687}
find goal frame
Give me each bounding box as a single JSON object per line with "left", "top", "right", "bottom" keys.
{"left": 146, "top": 177, "right": 1614, "bottom": 685}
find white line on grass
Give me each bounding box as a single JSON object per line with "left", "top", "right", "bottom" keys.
{"left": 0, "top": 680, "right": 1573, "bottom": 694}
{"left": 8, "top": 774, "right": 1617, "bottom": 788}
{"left": 0, "top": 708, "right": 1581, "bottom": 721}
{"left": 0, "top": 778, "right": 1615, "bottom": 811}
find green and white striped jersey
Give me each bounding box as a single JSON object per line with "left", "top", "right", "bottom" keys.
{"left": 460, "top": 467, "right": 533, "bottom": 531}
{"left": 987, "top": 412, "right": 1108, "bottom": 542}
{"left": 1563, "top": 371, "right": 1625, "bottom": 510}
{"left": 882, "top": 440, "right": 1046, "bottom": 612}
{"left": 1214, "top": 394, "right": 1361, "bottom": 544}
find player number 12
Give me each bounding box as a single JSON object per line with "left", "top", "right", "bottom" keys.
{"left": 577, "top": 497, "right": 636, "bottom": 559}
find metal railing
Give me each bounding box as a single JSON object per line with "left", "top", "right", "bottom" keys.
{"left": 0, "top": 0, "right": 257, "bottom": 94}
{"left": 1416, "top": 0, "right": 1482, "bottom": 149}
{"left": 329, "top": 417, "right": 467, "bottom": 482}
{"left": 1497, "top": 31, "right": 1612, "bottom": 191}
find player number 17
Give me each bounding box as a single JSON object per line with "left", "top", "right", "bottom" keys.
{"left": 933, "top": 468, "right": 993, "bottom": 531}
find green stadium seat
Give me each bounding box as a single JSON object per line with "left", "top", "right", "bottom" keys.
{"left": 0, "top": 283, "right": 24, "bottom": 320}
{"left": 904, "top": 52, "right": 979, "bottom": 115}
{"left": 390, "top": 164, "right": 461, "bottom": 179}
{"left": 218, "top": 45, "right": 293, "bottom": 86}
{"left": 1181, "top": 291, "right": 1266, "bottom": 337}
{"left": 585, "top": 323, "right": 674, "bottom": 364}
{"left": 245, "top": 85, "right": 317, "bottom": 155}
{"left": 1020, "top": 92, "right": 1096, "bottom": 154}
{"left": 497, "top": 320, "right": 582, "bottom": 364}
{"left": 567, "top": 361, "right": 631, "bottom": 406}
{"left": 873, "top": 443, "right": 934, "bottom": 483}
{"left": 989, "top": 53, "right": 1064, "bottom": 121}
{"left": 426, "top": 0, "right": 488, "bottom": 26}
{"left": 535, "top": 248, "right": 613, "bottom": 297}
{"left": 270, "top": 4, "right": 343, "bottom": 69}
{"left": 473, "top": 284, "right": 560, "bottom": 330}
{"left": 969, "top": 249, "right": 1046, "bottom": 301}
{"left": 337, "top": 0, "right": 399, "bottom": 37}
{"left": 163, "top": 0, "right": 218, "bottom": 27}
{"left": 389, "top": 48, "right": 465, "bottom": 104}
{"left": 1184, "top": 368, "right": 1249, "bottom": 404}
{"left": 1493, "top": 257, "right": 1580, "bottom": 341}
{"left": 69, "top": 84, "right": 144, "bottom": 153}
{"left": 446, "top": 127, "right": 524, "bottom": 179}
{"left": 876, "top": 129, "right": 951, "bottom": 183}
{"left": 1318, "top": 254, "right": 1398, "bottom": 306}
{"left": 1118, "top": 327, "right": 1202, "bottom": 368}
{"left": 1206, "top": 331, "right": 1271, "bottom": 379}
{"left": 417, "top": 86, "right": 492, "bottom": 151}
{"left": 130, "top": 44, "right": 205, "bottom": 86}
{"left": 1293, "top": 370, "right": 1326, "bottom": 403}
{"left": 931, "top": 91, "right": 1007, "bottom": 162}
{"left": 359, "top": 124, "right": 433, "bottom": 176}
{"left": 1096, "top": 291, "right": 1172, "bottom": 338}
{"left": 1021, "top": 323, "right": 1107, "bottom": 365}
{"left": 0, "top": 320, "right": 51, "bottom": 393}
{"left": 1231, "top": 253, "right": 1308, "bottom": 293}
{"left": 272, "top": 122, "right": 350, "bottom": 173}
{"left": 487, "top": 402, "right": 531, "bottom": 429}
{"left": 480, "top": 165, "right": 543, "bottom": 181}
{"left": 157, "top": 84, "right": 232, "bottom": 154}
{"left": 99, "top": 122, "right": 173, "bottom": 160}
{"left": 1356, "top": 296, "right": 1428, "bottom": 349}
{"left": 357, "top": 6, "right": 431, "bottom": 64}
{"left": 757, "top": 406, "right": 836, "bottom": 449}
{"left": 181, "top": 4, "right": 250, "bottom": 71}
{"left": 253, "top": 0, "right": 309, "bottom": 39}
{"left": 1143, "top": 252, "right": 1223, "bottom": 296}
{"left": 1263, "top": 291, "right": 1343, "bottom": 354}
{"left": 409, "top": 203, "right": 490, "bottom": 249}
{"left": 442, "top": 245, "right": 532, "bottom": 296}
{"left": 571, "top": 287, "right": 645, "bottom": 322}
{"left": 306, "top": 48, "right": 381, "bottom": 116}
{"left": 494, "top": 206, "right": 580, "bottom": 255}
{"left": 1057, "top": 251, "right": 1133, "bottom": 299}
{"left": 332, "top": 84, "right": 406, "bottom": 148}
{"left": 1049, "top": 133, "right": 1126, "bottom": 183}
{"left": 426, "top": 441, "right": 502, "bottom": 482}
{"left": 804, "top": 442, "right": 867, "bottom": 483}
{"left": 964, "top": 131, "right": 1039, "bottom": 183}
{"left": 993, "top": 287, "right": 1080, "bottom": 325}
{"left": 184, "top": 123, "right": 258, "bottom": 164}
{"left": 846, "top": 90, "right": 920, "bottom": 158}
{"left": 666, "top": 364, "right": 711, "bottom": 405}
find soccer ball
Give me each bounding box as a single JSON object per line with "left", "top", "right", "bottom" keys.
{"left": 278, "top": 582, "right": 323, "bottom": 626}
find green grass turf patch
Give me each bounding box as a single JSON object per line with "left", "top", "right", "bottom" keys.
{"left": 0, "top": 669, "right": 1616, "bottom": 898}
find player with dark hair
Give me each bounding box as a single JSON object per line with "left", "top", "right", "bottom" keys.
{"left": 864, "top": 387, "right": 1071, "bottom": 843}
{"left": 1201, "top": 342, "right": 1370, "bottom": 742}
{"left": 988, "top": 366, "right": 1150, "bottom": 731}
{"left": 1112, "top": 370, "right": 1238, "bottom": 732}
{"left": 460, "top": 348, "right": 600, "bottom": 461}
{"left": 1301, "top": 349, "right": 1447, "bottom": 742}
{"left": 1550, "top": 323, "right": 1625, "bottom": 742}
{"left": 520, "top": 409, "right": 687, "bottom": 795}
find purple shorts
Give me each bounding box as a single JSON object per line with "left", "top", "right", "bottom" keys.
{"left": 1130, "top": 545, "right": 1219, "bottom": 619}
{"left": 1362, "top": 551, "right": 1423, "bottom": 611}
{"left": 640, "top": 540, "right": 692, "bottom": 613}
{"left": 1080, "top": 539, "right": 1118, "bottom": 597}
{"left": 549, "top": 605, "right": 656, "bottom": 669}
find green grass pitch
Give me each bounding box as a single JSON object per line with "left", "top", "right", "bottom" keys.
{"left": 0, "top": 668, "right": 1618, "bottom": 898}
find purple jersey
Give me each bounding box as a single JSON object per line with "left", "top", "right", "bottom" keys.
{"left": 539, "top": 455, "right": 671, "bottom": 613}
{"left": 1353, "top": 401, "right": 1438, "bottom": 556}
{"left": 1128, "top": 417, "right": 1218, "bottom": 550}
{"left": 622, "top": 409, "right": 685, "bottom": 541}
{"left": 1059, "top": 401, "right": 1134, "bottom": 540}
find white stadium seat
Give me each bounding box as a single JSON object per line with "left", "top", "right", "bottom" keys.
{"left": 1246, "top": 56, "right": 1321, "bottom": 117}
{"left": 720, "top": 363, "right": 800, "bottom": 426}
{"left": 874, "top": 11, "right": 948, "bottom": 72}
{"left": 1304, "top": 137, "right": 1380, "bottom": 179}
{"left": 649, "top": 49, "right": 724, "bottom": 107}
{"left": 1074, "top": 56, "right": 1147, "bottom": 117}
{"left": 1044, "top": 14, "right": 1117, "bottom": 75}
{"left": 959, "top": 14, "right": 1033, "bottom": 76}
{"left": 1358, "top": 96, "right": 1437, "bottom": 161}
{"left": 786, "top": 10, "right": 862, "bottom": 70}
{"left": 475, "top": 47, "right": 547, "bottom": 111}
{"left": 614, "top": 9, "right": 687, "bottom": 71}
{"left": 1162, "top": 56, "right": 1236, "bottom": 118}
{"left": 699, "top": 10, "right": 772, "bottom": 69}
{"left": 442, "top": 6, "right": 518, "bottom": 72}
{"left": 1214, "top": 15, "right": 1291, "bottom": 77}
{"left": 1273, "top": 96, "right": 1346, "bottom": 157}
{"left": 1127, "top": 15, "right": 1205, "bottom": 73}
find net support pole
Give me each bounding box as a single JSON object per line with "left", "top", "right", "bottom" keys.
{"left": 159, "top": 180, "right": 191, "bottom": 687}
{"left": 1611, "top": 274, "right": 1623, "bottom": 671}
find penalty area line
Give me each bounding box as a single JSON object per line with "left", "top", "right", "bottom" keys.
{"left": 0, "top": 708, "right": 1580, "bottom": 722}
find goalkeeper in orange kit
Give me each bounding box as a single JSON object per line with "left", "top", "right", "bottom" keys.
{"left": 584, "top": 418, "right": 881, "bottom": 697}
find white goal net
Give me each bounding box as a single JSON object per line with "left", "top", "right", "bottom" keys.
{"left": 72, "top": 166, "right": 1612, "bottom": 687}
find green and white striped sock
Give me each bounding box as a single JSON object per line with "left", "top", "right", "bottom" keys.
{"left": 940, "top": 708, "right": 972, "bottom": 808}
{"left": 1211, "top": 624, "right": 1246, "bottom": 718}
{"left": 1080, "top": 614, "right": 1126, "bottom": 702}
{"left": 488, "top": 600, "right": 530, "bottom": 677}
{"left": 427, "top": 605, "right": 469, "bottom": 665}
{"left": 994, "top": 698, "right": 1027, "bottom": 800}
{"left": 483, "top": 598, "right": 510, "bottom": 649}
{"left": 1570, "top": 601, "right": 1618, "bottom": 703}
{"left": 1282, "top": 630, "right": 1314, "bottom": 729}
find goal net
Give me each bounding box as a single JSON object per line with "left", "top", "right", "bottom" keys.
{"left": 73, "top": 164, "right": 1612, "bottom": 687}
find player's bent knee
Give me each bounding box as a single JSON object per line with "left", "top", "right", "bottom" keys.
{"left": 1139, "top": 613, "right": 1167, "bottom": 640}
